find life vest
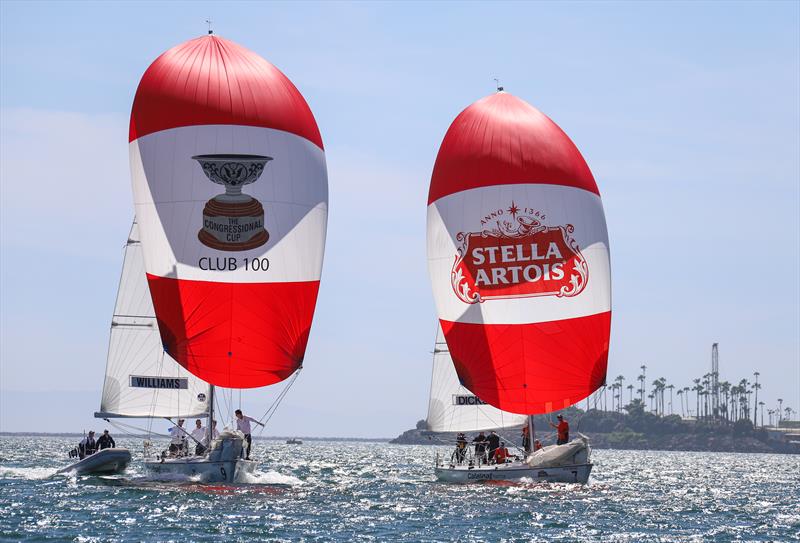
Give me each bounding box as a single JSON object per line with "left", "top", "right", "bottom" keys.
{"left": 495, "top": 448, "right": 509, "bottom": 463}
{"left": 557, "top": 421, "right": 569, "bottom": 440}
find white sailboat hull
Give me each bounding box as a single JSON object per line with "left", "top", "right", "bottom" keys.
{"left": 434, "top": 461, "right": 592, "bottom": 484}
{"left": 144, "top": 457, "right": 256, "bottom": 483}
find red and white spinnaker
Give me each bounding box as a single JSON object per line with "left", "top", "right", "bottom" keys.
{"left": 426, "top": 91, "right": 611, "bottom": 415}
{"left": 129, "top": 35, "right": 327, "bottom": 389}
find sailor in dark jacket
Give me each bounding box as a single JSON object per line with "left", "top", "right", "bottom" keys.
{"left": 78, "top": 431, "right": 97, "bottom": 459}
{"left": 487, "top": 430, "right": 501, "bottom": 462}
{"left": 97, "top": 429, "right": 116, "bottom": 450}
{"left": 472, "top": 432, "right": 487, "bottom": 464}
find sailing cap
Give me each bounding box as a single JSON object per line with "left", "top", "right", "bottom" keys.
{"left": 557, "top": 415, "right": 563, "bottom": 419}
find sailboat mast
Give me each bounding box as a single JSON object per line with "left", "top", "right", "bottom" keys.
{"left": 526, "top": 414, "right": 535, "bottom": 455}
{"left": 208, "top": 384, "right": 215, "bottom": 444}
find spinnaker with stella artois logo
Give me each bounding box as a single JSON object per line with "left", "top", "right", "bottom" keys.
{"left": 129, "top": 34, "right": 327, "bottom": 390}
{"left": 426, "top": 90, "right": 611, "bottom": 419}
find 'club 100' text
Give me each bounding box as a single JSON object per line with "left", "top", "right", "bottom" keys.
{"left": 198, "top": 257, "right": 270, "bottom": 271}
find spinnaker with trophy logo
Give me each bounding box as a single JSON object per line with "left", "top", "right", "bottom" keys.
{"left": 126, "top": 33, "right": 327, "bottom": 482}
{"left": 426, "top": 89, "right": 611, "bottom": 483}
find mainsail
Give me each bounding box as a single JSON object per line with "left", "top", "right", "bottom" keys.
{"left": 96, "top": 220, "right": 209, "bottom": 419}
{"left": 426, "top": 91, "right": 611, "bottom": 415}
{"left": 128, "top": 35, "right": 328, "bottom": 389}
{"left": 427, "top": 326, "right": 527, "bottom": 433}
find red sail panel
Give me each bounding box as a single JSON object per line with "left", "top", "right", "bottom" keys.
{"left": 147, "top": 276, "right": 320, "bottom": 388}
{"left": 441, "top": 312, "right": 611, "bottom": 415}
{"left": 427, "top": 91, "right": 611, "bottom": 415}
{"left": 129, "top": 35, "right": 323, "bottom": 148}
{"left": 130, "top": 35, "right": 328, "bottom": 389}
{"left": 428, "top": 92, "right": 597, "bottom": 204}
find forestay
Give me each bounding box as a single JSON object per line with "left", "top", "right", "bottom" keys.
{"left": 96, "top": 220, "right": 209, "bottom": 419}
{"left": 427, "top": 326, "right": 527, "bottom": 433}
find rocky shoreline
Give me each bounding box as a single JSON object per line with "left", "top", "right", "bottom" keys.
{"left": 390, "top": 405, "right": 800, "bottom": 455}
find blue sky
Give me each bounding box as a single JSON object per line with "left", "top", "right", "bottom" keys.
{"left": 1, "top": 1, "right": 798, "bottom": 436}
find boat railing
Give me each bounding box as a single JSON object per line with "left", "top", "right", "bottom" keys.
{"left": 437, "top": 445, "right": 493, "bottom": 468}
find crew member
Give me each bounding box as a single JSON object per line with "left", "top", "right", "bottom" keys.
{"left": 534, "top": 439, "right": 543, "bottom": 451}
{"left": 522, "top": 424, "right": 531, "bottom": 451}
{"left": 207, "top": 419, "right": 220, "bottom": 444}
{"left": 190, "top": 419, "right": 207, "bottom": 456}
{"left": 550, "top": 414, "right": 570, "bottom": 445}
{"left": 168, "top": 419, "right": 188, "bottom": 456}
{"left": 97, "top": 429, "right": 115, "bottom": 450}
{"left": 494, "top": 442, "right": 511, "bottom": 464}
{"left": 472, "top": 432, "right": 487, "bottom": 465}
{"left": 235, "top": 409, "right": 264, "bottom": 460}
{"left": 78, "top": 431, "right": 97, "bottom": 459}
{"left": 454, "top": 433, "right": 467, "bottom": 464}
{"left": 487, "top": 430, "right": 501, "bottom": 463}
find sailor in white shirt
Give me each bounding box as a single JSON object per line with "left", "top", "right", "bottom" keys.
{"left": 190, "top": 419, "right": 207, "bottom": 455}
{"left": 235, "top": 409, "right": 264, "bottom": 460}
{"left": 167, "top": 419, "right": 188, "bottom": 456}
{"left": 206, "top": 420, "right": 220, "bottom": 445}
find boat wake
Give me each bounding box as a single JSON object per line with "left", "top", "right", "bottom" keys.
{"left": 134, "top": 471, "right": 205, "bottom": 484}
{"left": 0, "top": 466, "right": 58, "bottom": 480}
{"left": 240, "top": 469, "right": 303, "bottom": 486}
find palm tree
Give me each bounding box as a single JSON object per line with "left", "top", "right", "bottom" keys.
{"left": 615, "top": 375, "right": 625, "bottom": 412}
{"left": 683, "top": 387, "right": 690, "bottom": 417}
{"left": 703, "top": 373, "right": 713, "bottom": 419}
{"left": 753, "top": 372, "right": 761, "bottom": 426}
{"left": 767, "top": 409, "right": 775, "bottom": 427}
{"left": 777, "top": 399, "right": 783, "bottom": 424}
{"left": 693, "top": 378, "right": 702, "bottom": 419}
{"left": 677, "top": 388, "right": 685, "bottom": 417}
{"left": 627, "top": 383, "right": 634, "bottom": 406}
{"left": 738, "top": 379, "right": 749, "bottom": 421}
{"left": 640, "top": 365, "right": 647, "bottom": 402}
{"left": 651, "top": 380, "right": 661, "bottom": 415}
{"left": 758, "top": 401, "right": 765, "bottom": 427}
{"left": 720, "top": 381, "right": 731, "bottom": 422}
{"left": 667, "top": 384, "right": 675, "bottom": 415}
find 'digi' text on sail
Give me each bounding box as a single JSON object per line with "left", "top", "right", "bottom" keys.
{"left": 198, "top": 256, "right": 270, "bottom": 271}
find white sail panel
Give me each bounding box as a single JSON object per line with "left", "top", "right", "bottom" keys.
{"left": 426, "top": 326, "right": 527, "bottom": 433}
{"left": 96, "top": 220, "right": 209, "bottom": 419}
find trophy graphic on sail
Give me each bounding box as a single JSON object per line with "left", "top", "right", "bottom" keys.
{"left": 193, "top": 154, "right": 272, "bottom": 251}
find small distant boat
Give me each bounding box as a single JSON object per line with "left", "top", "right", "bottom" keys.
{"left": 286, "top": 438, "right": 303, "bottom": 445}
{"left": 57, "top": 448, "right": 131, "bottom": 476}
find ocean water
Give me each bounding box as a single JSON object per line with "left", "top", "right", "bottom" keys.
{"left": 0, "top": 436, "right": 798, "bottom": 542}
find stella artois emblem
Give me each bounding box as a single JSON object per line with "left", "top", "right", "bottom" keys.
{"left": 451, "top": 202, "right": 588, "bottom": 304}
